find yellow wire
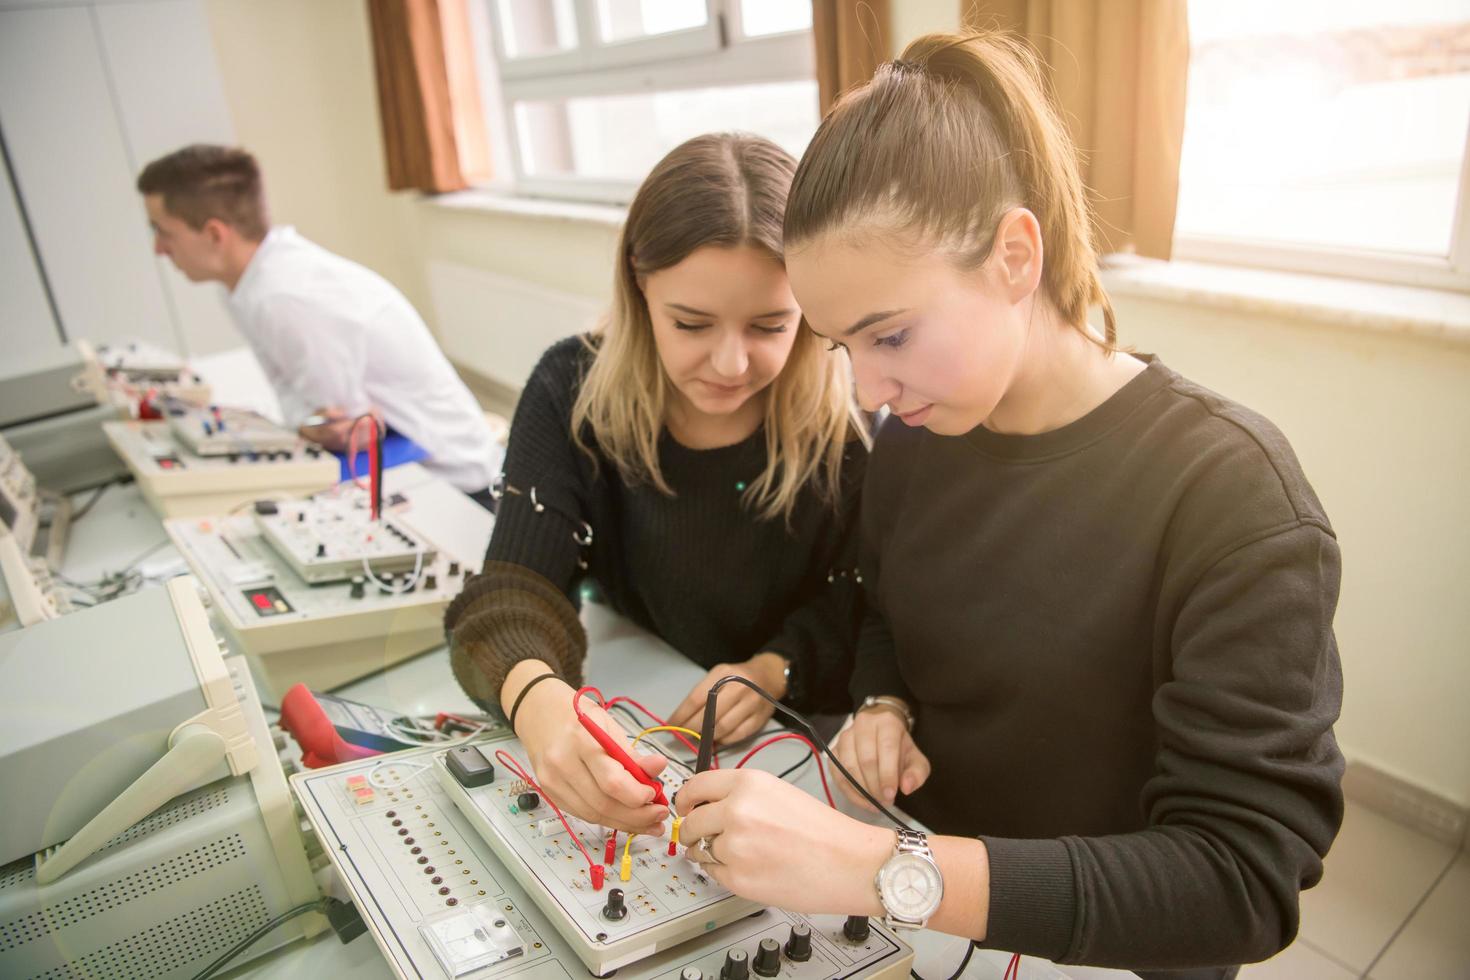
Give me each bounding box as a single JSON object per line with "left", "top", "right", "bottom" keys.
{"left": 630, "top": 725, "right": 701, "bottom": 751}
{"left": 620, "top": 833, "right": 635, "bottom": 881}
{"left": 616, "top": 725, "right": 698, "bottom": 882}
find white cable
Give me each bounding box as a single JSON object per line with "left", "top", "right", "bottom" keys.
{"left": 366, "top": 722, "right": 489, "bottom": 785}
{"left": 359, "top": 546, "right": 423, "bottom": 595}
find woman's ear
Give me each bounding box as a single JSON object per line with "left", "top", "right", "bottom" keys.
{"left": 991, "top": 207, "right": 1044, "bottom": 305}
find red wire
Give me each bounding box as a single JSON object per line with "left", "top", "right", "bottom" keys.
{"left": 734, "top": 733, "right": 835, "bottom": 808}
{"left": 368, "top": 417, "right": 380, "bottom": 520}
{"left": 1004, "top": 953, "right": 1021, "bottom": 980}
{"left": 346, "top": 414, "right": 377, "bottom": 490}
{"left": 493, "top": 749, "right": 597, "bottom": 873}
{"left": 604, "top": 695, "right": 717, "bottom": 768}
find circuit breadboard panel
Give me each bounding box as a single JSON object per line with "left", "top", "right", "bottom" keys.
{"left": 167, "top": 404, "right": 304, "bottom": 456}
{"left": 292, "top": 741, "right": 914, "bottom": 980}
{"left": 165, "top": 510, "right": 467, "bottom": 628}
{"left": 106, "top": 419, "right": 332, "bottom": 473}
{"left": 256, "top": 496, "right": 437, "bottom": 584}
{"left": 95, "top": 339, "right": 194, "bottom": 383}
{"left": 433, "top": 731, "right": 754, "bottom": 974}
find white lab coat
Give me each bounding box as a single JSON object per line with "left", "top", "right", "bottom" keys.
{"left": 225, "top": 227, "right": 501, "bottom": 493}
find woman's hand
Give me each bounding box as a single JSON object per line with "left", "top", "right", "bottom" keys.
{"left": 667, "top": 653, "right": 788, "bottom": 745}
{"left": 832, "top": 704, "right": 931, "bottom": 810}
{"left": 508, "top": 668, "right": 668, "bottom": 835}
{"left": 674, "top": 769, "right": 889, "bottom": 915}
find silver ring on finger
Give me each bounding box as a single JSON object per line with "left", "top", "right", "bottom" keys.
{"left": 693, "top": 835, "right": 724, "bottom": 866}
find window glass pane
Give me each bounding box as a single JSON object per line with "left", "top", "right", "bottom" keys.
{"left": 596, "top": 0, "right": 706, "bottom": 44}
{"left": 739, "top": 0, "right": 811, "bottom": 37}
{"left": 496, "top": 0, "right": 577, "bottom": 58}
{"left": 515, "top": 80, "right": 820, "bottom": 183}
{"left": 1177, "top": 0, "right": 1470, "bottom": 257}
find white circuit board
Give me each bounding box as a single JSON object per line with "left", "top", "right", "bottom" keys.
{"left": 103, "top": 420, "right": 338, "bottom": 520}
{"left": 433, "top": 736, "right": 749, "bottom": 975}
{"left": 162, "top": 465, "right": 491, "bottom": 697}
{"left": 167, "top": 404, "right": 302, "bottom": 456}
{"left": 256, "top": 495, "right": 437, "bottom": 584}
{"left": 292, "top": 736, "right": 914, "bottom": 980}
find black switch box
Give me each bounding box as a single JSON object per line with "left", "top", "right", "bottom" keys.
{"left": 446, "top": 745, "right": 495, "bottom": 787}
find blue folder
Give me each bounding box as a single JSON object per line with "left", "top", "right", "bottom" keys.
{"left": 332, "top": 430, "right": 428, "bottom": 482}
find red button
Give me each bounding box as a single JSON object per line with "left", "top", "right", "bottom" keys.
{"left": 251, "top": 594, "right": 271, "bottom": 609}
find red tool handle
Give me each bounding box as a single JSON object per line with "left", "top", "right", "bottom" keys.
{"left": 576, "top": 712, "right": 668, "bottom": 807}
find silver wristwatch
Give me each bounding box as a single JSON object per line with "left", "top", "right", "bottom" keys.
{"left": 875, "top": 828, "right": 943, "bottom": 930}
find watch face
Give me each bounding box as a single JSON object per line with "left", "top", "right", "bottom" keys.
{"left": 878, "top": 853, "right": 943, "bottom": 920}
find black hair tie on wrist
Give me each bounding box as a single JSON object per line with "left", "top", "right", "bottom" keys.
{"left": 508, "top": 671, "right": 559, "bottom": 735}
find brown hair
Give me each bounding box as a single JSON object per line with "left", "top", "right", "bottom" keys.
{"left": 572, "top": 132, "right": 865, "bottom": 523}
{"left": 136, "top": 144, "right": 269, "bottom": 241}
{"left": 785, "top": 31, "right": 1116, "bottom": 344}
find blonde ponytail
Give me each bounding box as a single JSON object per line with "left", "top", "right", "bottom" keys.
{"left": 787, "top": 31, "right": 1117, "bottom": 344}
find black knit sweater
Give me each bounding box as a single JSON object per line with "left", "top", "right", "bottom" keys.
{"left": 852, "top": 356, "right": 1344, "bottom": 979}
{"left": 446, "top": 335, "right": 866, "bottom": 717}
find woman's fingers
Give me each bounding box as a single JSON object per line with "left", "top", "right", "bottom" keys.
{"left": 672, "top": 769, "right": 739, "bottom": 817}
{"left": 899, "top": 738, "right": 932, "bottom": 796}
{"left": 832, "top": 723, "right": 878, "bottom": 811}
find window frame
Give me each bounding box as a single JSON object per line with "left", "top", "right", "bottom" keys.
{"left": 478, "top": 0, "right": 816, "bottom": 205}
{"left": 1172, "top": 26, "right": 1470, "bottom": 294}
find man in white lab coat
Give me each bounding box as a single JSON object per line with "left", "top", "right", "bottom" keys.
{"left": 136, "top": 144, "right": 502, "bottom": 509}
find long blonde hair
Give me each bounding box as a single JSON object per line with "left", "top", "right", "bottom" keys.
{"left": 785, "top": 31, "right": 1117, "bottom": 346}
{"left": 572, "top": 133, "right": 864, "bottom": 523}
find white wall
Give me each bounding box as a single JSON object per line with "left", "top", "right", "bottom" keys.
{"left": 1108, "top": 290, "right": 1470, "bottom": 809}
{"left": 205, "top": 0, "right": 430, "bottom": 321}
{"left": 0, "top": 0, "right": 240, "bottom": 357}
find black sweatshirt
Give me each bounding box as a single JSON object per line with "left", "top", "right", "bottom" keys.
{"left": 445, "top": 335, "right": 865, "bottom": 716}
{"left": 851, "top": 356, "right": 1344, "bottom": 979}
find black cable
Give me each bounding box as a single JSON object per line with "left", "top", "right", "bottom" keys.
{"left": 775, "top": 745, "right": 815, "bottom": 781}
{"left": 189, "top": 900, "right": 324, "bottom": 980}
{"left": 68, "top": 481, "right": 114, "bottom": 522}
{"left": 910, "top": 941, "right": 979, "bottom": 980}
{"left": 698, "top": 675, "right": 913, "bottom": 830}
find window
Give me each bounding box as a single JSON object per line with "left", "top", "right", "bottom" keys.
{"left": 476, "top": 0, "right": 818, "bottom": 204}
{"left": 1174, "top": 1, "right": 1470, "bottom": 290}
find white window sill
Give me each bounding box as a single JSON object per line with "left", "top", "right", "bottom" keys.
{"left": 1101, "top": 255, "right": 1470, "bottom": 348}
{"left": 424, "top": 188, "right": 626, "bottom": 229}
{"left": 414, "top": 199, "right": 1470, "bottom": 347}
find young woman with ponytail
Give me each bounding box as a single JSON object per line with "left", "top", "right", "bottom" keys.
{"left": 674, "top": 33, "right": 1343, "bottom": 979}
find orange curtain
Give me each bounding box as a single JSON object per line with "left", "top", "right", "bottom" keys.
{"left": 962, "top": 0, "right": 1190, "bottom": 259}
{"left": 367, "top": 0, "right": 467, "bottom": 193}
{"left": 812, "top": 0, "right": 892, "bottom": 114}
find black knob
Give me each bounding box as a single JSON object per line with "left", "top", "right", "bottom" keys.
{"left": 842, "top": 915, "right": 870, "bottom": 942}
{"left": 752, "top": 938, "right": 781, "bottom": 977}
{"left": 315, "top": 543, "right": 326, "bottom": 557}
{"left": 350, "top": 576, "right": 365, "bottom": 599}
{"left": 601, "top": 888, "right": 628, "bottom": 921}
{"left": 297, "top": 512, "right": 306, "bottom": 522}
{"left": 517, "top": 792, "right": 540, "bottom": 811}
{"left": 448, "top": 561, "right": 461, "bottom": 576}
{"left": 784, "top": 923, "right": 812, "bottom": 961}
{"left": 720, "top": 948, "right": 749, "bottom": 980}
{"left": 423, "top": 574, "right": 437, "bottom": 590}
